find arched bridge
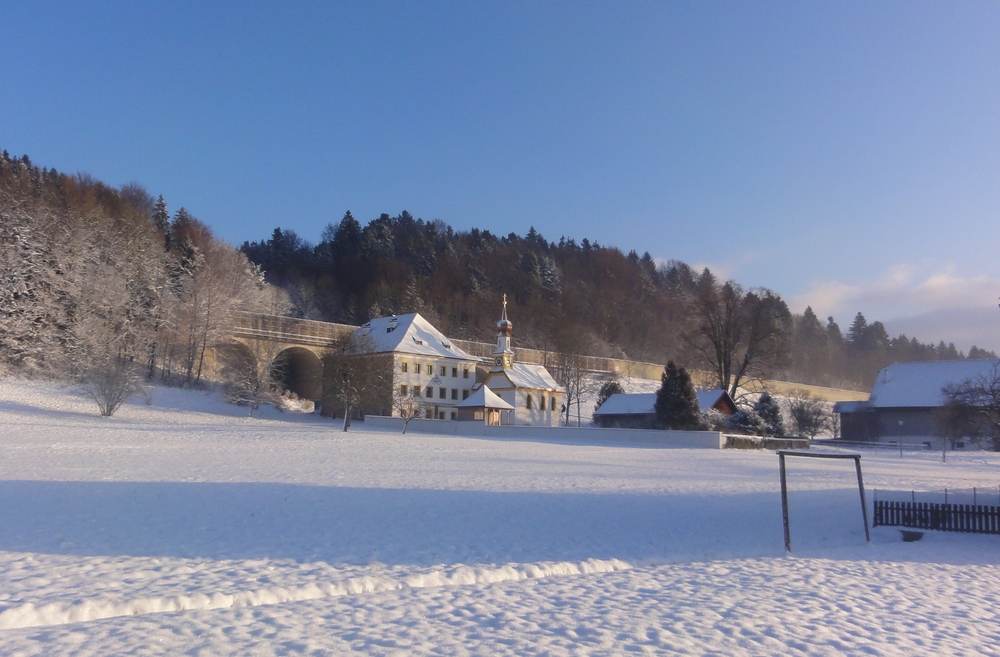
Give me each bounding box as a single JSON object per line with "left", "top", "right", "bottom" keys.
{"left": 218, "top": 312, "right": 355, "bottom": 402}
{"left": 216, "top": 312, "right": 868, "bottom": 406}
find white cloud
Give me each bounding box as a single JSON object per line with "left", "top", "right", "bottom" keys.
{"left": 790, "top": 262, "right": 1000, "bottom": 352}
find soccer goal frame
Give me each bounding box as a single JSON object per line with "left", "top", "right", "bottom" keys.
{"left": 777, "top": 450, "right": 871, "bottom": 552}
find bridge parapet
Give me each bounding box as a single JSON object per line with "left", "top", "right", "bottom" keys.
{"left": 228, "top": 313, "right": 867, "bottom": 401}
{"left": 231, "top": 312, "right": 355, "bottom": 348}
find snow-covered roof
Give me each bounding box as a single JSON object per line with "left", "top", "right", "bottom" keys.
{"left": 868, "top": 359, "right": 1000, "bottom": 409}
{"left": 593, "top": 393, "right": 656, "bottom": 416}
{"left": 354, "top": 314, "right": 477, "bottom": 361}
{"left": 456, "top": 385, "right": 515, "bottom": 410}
{"left": 595, "top": 390, "right": 732, "bottom": 416}
{"left": 833, "top": 401, "right": 867, "bottom": 414}
{"left": 488, "top": 363, "right": 564, "bottom": 392}
{"left": 696, "top": 389, "right": 736, "bottom": 413}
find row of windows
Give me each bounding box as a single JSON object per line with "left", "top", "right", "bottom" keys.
{"left": 399, "top": 385, "right": 471, "bottom": 401}
{"left": 526, "top": 393, "right": 557, "bottom": 411}
{"left": 399, "top": 362, "right": 470, "bottom": 378}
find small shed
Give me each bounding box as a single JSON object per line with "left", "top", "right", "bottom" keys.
{"left": 456, "top": 385, "right": 515, "bottom": 425}
{"left": 696, "top": 389, "right": 738, "bottom": 415}
{"left": 593, "top": 389, "right": 738, "bottom": 428}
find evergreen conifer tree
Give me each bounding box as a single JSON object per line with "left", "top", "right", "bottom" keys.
{"left": 847, "top": 312, "right": 868, "bottom": 346}
{"left": 594, "top": 379, "right": 625, "bottom": 413}
{"left": 654, "top": 361, "right": 701, "bottom": 430}
{"left": 152, "top": 195, "right": 169, "bottom": 234}
{"left": 753, "top": 392, "right": 785, "bottom": 437}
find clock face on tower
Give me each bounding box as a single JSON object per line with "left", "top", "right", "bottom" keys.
{"left": 495, "top": 357, "right": 503, "bottom": 366}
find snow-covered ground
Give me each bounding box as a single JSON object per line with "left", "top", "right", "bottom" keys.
{"left": 1, "top": 380, "right": 999, "bottom": 655}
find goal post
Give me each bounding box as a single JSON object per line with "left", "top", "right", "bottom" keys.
{"left": 778, "top": 450, "right": 871, "bottom": 552}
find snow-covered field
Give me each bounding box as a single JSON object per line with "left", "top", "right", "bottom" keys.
{"left": 1, "top": 381, "right": 999, "bottom": 655}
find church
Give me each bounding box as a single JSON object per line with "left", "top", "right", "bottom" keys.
{"left": 473, "top": 296, "right": 565, "bottom": 427}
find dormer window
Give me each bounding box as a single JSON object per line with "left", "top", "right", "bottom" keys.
{"left": 412, "top": 337, "right": 424, "bottom": 345}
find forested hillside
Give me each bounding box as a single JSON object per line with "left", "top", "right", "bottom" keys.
{"left": 241, "top": 212, "right": 996, "bottom": 392}
{"left": 0, "top": 150, "right": 992, "bottom": 395}
{"left": 0, "top": 151, "right": 285, "bottom": 388}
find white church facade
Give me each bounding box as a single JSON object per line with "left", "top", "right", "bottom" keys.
{"left": 477, "top": 296, "right": 565, "bottom": 427}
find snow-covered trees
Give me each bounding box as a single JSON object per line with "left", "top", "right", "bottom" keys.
{"left": 753, "top": 392, "right": 785, "bottom": 437}
{"left": 0, "top": 151, "right": 285, "bottom": 415}
{"left": 724, "top": 392, "right": 788, "bottom": 437}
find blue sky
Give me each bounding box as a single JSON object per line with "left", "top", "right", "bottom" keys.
{"left": 3, "top": 2, "right": 999, "bottom": 350}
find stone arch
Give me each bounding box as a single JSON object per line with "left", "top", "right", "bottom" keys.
{"left": 213, "top": 341, "right": 256, "bottom": 379}
{"left": 273, "top": 347, "right": 323, "bottom": 401}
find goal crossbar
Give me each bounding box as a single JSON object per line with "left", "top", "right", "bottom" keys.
{"left": 777, "top": 450, "right": 871, "bottom": 552}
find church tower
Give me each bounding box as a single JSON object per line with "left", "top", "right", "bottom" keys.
{"left": 492, "top": 294, "right": 515, "bottom": 371}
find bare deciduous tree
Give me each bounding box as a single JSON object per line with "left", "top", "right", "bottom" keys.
{"left": 941, "top": 362, "right": 1000, "bottom": 451}
{"left": 322, "top": 331, "right": 392, "bottom": 431}
{"left": 80, "top": 352, "right": 147, "bottom": 417}
{"left": 553, "top": 350, "right": 598, "bottom": 427}
{"left": 392, "top": 388, "right": 425, "bottom": 434}
{"left": 788, "top": 392, "right": 830, "bottom": 438}
{"left": 685, "top": 271, "right": 793, "bottom": 399}
{"left": 219, "top": 338, "right": 287, "bottom": 417}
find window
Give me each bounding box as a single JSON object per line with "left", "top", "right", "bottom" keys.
{"left": 401, "top": 362, "right": 408, "bottom": 373}
{"left": 451, "top": 411, "right": 457, "bottom": 420}
{"left": 451, "top": 389, "right": 458, "bottom": 400}
{"left": 440, "top": 365, "right": 447, "bottom": 377}
{"left": 540, "top": 394, "right": 546, "bottom": 410}
{"left": 463, "top": 369, "right": 469, "bottom": 379}
{"left": 426, "top": 386, "right": 433, "bottom": 398}
{"left": 526, "top": 394, "right": 533, "bottom": 410}
{"left": 438, "top": 411, "right": 446, "bottom": 420}
{"left": 400, "top": 384, "right": 408, "bottom": 396}
{"left": 425, "top": 408, "right": 433, "bottom": 419}
{"left": 474, "top": 410, "right": 484, "bottom": 420}
{"left": 463, "top": 389, "right": 470, "bottom": 400}
{"left": 452, "top": 367, "right": 458, "bottom": 378}
{"left": 439, "top": 387, "right": 447, "bottom": 399}
{"left": 413, "top": 387, "right": 421, "bottom": 397}
{"left": 551, "top": 396, "right": 556, "bottom": 411}
{"left": 415, "top": 364, "right": 421, "bottom": 375}
{"left": 427, "top": 364, "right": 433, "bottom": 375}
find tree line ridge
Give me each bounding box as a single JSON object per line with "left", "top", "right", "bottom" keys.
{"left": 1, "top": 149, "right": 993, "bottom": 396}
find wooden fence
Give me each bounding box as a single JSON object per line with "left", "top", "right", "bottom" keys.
{"left": 873, "top": 500, "right": 1000, "bottom": 534}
